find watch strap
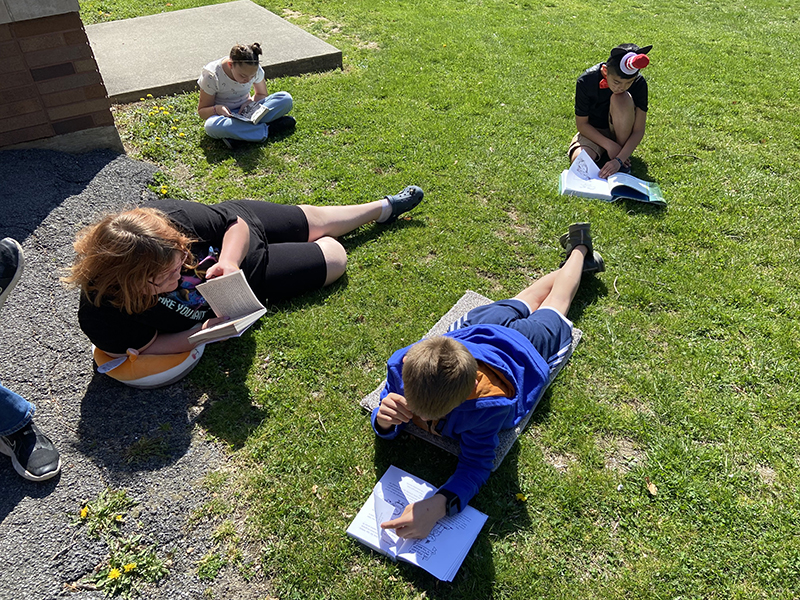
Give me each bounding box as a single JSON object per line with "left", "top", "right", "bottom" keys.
{"left": 437, "top": 488, "right": 461, "bottom": 517}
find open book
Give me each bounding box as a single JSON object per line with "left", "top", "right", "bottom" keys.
{"left": 230, "top": 102, "right": 271, "bottom": 124}
{"left": 346, "top": 465, "right": 488, "bottom": 582}
{"left": 559, "top": 149, "right": 666, "bottom": 206}
{"left": 187, "top": 269, "right": 266, "bottom": 344}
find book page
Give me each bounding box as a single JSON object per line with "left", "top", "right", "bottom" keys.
{"left": 562, "top": 169, "right": 613, "bottom": 200}
{"left": 347, "top": 465, "right": 488, "bottom": 582}
{"left": 347, "top": 466, "right": 438, "bottom": 558}
{"left": 608, "top": 172, "right": 650, "bottom": 194}
{"left": 569, "top": 148, "right": 602, "bottom": 180}
{"left": 395, "top": 505, "right": 488, "bottom": 582}
{"left": 559, "top": 149, "right": 612, "bottom": 200}
{"left": 195, "top": 270, "right": 265, "bottom": 319}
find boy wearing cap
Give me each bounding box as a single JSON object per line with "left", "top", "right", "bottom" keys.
{"left": 568, "top": 43, "right": 653, "bottom": 179}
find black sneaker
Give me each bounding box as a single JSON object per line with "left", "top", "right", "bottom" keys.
{"left": 0, "top": 421, "right": 61, "bottom": 481}
{"left": 583, "top": 250, "right": 605, "bottom": 274}
{"left": 380, "top": 185, "right": 425, "bottom": 223}
{"left": 221, "top": 138, "right": 235, "bottom": 150}
{"left": 267, "top": 115, "right": 296, "bottom": 137}
{"left": 558, "top": 223, "right": 593, "bottom": 256}
{"left": 0, "top": 237, "right": 23, "bottom": 311}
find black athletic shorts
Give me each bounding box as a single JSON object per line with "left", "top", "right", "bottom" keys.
{"left": 232, "top": 200, "right": 327, "bottom": 301}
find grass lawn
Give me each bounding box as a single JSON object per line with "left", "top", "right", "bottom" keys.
{"left": 80, "top": 0, "right": 800, "bottom": 598}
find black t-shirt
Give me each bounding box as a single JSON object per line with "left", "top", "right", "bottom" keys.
{"left": 575, "top": 63, "right": 648, "bottom": 130}
{"left": 78, "top": 199, "right": 270, "bottom": 354}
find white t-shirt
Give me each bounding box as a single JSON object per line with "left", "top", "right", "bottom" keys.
{"left": 197, "top": 57, "right": 265, "bottom": 111}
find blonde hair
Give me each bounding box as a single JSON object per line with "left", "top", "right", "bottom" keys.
{"left": 402, "top": 336, "right": 477, "bottom": 419}
{"left": 65, "top": 207, "right": 194, "bottom": 314}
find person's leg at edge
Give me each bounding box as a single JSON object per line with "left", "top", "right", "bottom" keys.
{"left": 0, "top": 383, "right": 34, "bottom": 437}
{"left": 0, "top": 382, "right": 61, "bottom": 481}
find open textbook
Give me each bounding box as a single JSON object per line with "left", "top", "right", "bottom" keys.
{"left": 187, "top": 269, "right": 267, "bottom": 344}
{"left": 230, "top": 102, "right": 271, "bottom": 124}
{"left": 559, "top": 149, "right": 666, "bottom": 206}
{"left": 346, "top": 465, "right": 488, "bottom": 582}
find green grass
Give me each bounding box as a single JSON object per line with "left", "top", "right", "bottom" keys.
{"left": 82, "top": 0, "right": 800, "bottom": 597}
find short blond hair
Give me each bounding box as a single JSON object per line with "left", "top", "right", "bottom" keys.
{"left": 64, "top": 207, "right": 194, "bottom": 314}
{"left": 402, "top": 336, "right": 477, "bottom": 420}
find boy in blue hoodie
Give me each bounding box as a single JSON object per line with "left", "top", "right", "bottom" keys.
{"left": 372, "top": 223, "right": 602, "bottom": 538}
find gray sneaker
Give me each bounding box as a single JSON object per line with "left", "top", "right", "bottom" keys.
{"left": 0, "top": 421, "right": 61, "bottom": 482}
{"left": 0, "top": 237, "right": 23, "bottom": 312}
{"left": 380, "top": 185, "right": 424, "bottom": 223}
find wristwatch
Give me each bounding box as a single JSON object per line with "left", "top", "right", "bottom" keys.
{"left": 437, "top": 488, "right": 461, "bottom": 517}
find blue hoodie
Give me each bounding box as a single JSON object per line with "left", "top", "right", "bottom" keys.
{"left": 371, "top": 324, "right": 549, "bottom": 510}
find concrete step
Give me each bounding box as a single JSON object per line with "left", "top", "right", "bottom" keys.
{"left": 86, "top": 0, "right": 341, "bottom": 103}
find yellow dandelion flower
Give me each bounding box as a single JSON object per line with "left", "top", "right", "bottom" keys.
{"left": 146, "top": 94, "right": 153, "bottom": 98}
{"left": 108, "top": 568, "right": 121, "bottom": 580}
{"left": 155, "top": 137, "right": 161, "bottom": 141}
{"left": 123, "top": 563, "right": 137, "bottom": 572}
{"left": 115, "top": 514, "right": 123, "bottom": 522}
{"left": 171, "top": 126, "right": 177, "bottom": 131}
{"left": 515, "top": 493, "right": 527, "bottom": 502}
{"left": 178, "top": 132, "right": 185, "bottom": 137}
{"left": 162, "top": 112, "right": 170, "bottom": 117}
{"left": 80, "top": 506, "right": 89, "bottom": 519}
{"left": 139, "top": 98, "right": 145, "bottom": 102}
{"left": 159, "top": 106, "right": 165, "bottom": 110}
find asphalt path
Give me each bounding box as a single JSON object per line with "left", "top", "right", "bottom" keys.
{"left": 0, "top": 150, "right": 269, "bottom": 599}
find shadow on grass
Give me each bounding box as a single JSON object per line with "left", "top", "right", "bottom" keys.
{"left": 340, "top": 215, "right": 427, "bottom": 249}
{"left": 566, "top": 274, "right": 608, "bottom": 323}
{"left": 198, "top": 129, "right": 297, "bottom": 173}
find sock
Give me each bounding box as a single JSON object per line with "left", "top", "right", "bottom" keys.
{"left": 376, "top": 198, "right": 392, "bottom": 223}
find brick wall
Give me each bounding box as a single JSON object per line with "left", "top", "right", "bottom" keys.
{"left": 0, "top": 11, "right": 116, "bottom": 149}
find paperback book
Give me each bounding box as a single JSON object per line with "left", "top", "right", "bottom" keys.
{"left": 230, "top": 102, "right": 271, "bottom": 124}
{"left": 187, "top": 269, "right": 266, "bottom": 344}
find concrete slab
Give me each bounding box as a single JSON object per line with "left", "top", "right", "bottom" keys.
{"left": 85, "top": 0, "right": 342, "bottom": 103}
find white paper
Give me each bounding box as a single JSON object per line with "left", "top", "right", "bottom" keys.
{"left": 195, "top": 270, "right": 264, "bottom": 319}
{"left": 347, "top": 465, "right": 488, "bottom": 581}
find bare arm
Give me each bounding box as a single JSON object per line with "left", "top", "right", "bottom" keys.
{"left": 252, "top": 80, "right": 268, "bottom": 103}
{"left": 204, "top": 217, "right": 251, "bottom": 279}
{"left": 198, "top": 89, "right": 231, "bottom": 119}
{"left": 99, "top": 316, "right": 229, "bottom": 357}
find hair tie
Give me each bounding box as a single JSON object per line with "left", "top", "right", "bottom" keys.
{"left": 619, "top": 52, "right": 650, "bottom": 76}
